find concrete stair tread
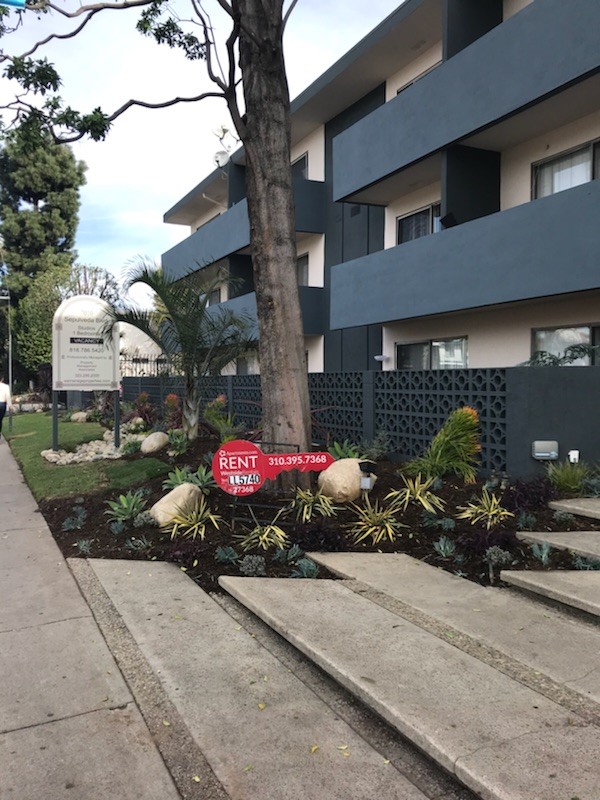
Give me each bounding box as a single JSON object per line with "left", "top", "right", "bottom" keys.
{"left": 501, "top": 569, "right": 600, "bottom": 618}
{"left": 307, "top": 552, "right": 600, "bottom": 703}
{"left": 550, "top": 498, "right": 600, "bottom": 521}
{"left": 516, "top": 530, "right": 600, "bottom": 559}
{"left": 86, "top": 559, "right": 430, "bottom": 800}
{"left": 220, "top": 574, "right": 600, "bottom": 800}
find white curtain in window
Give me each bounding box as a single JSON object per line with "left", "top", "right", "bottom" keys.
{"left": 536, "top": 149, "right": 591, "bottom": 198}
{"left": 431, "top": 338, "right": 467, "bottom": 369}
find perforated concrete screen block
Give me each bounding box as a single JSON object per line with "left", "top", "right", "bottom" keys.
{"left": 532, "top": 441, "right": 559, "bottom": 460}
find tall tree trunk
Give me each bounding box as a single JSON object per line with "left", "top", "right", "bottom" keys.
{"left": 232, "top": 0, "right": 311, "bottom": 457}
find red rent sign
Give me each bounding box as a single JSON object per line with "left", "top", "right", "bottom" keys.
{"left": 212, "top": 440, "right": 335, "bottom": 496}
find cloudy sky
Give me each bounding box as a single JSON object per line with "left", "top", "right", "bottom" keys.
{"left": 2, "top": 1, "right": 403, "bottom": 293}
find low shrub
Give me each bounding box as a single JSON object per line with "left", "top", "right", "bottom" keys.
{"left": 347, "top": 497, "right": 407, "bottom": 545}
{"left": 546, "top": 459, "right": 591, "bottom": 496}
{"left": 456, "top": 489, "right": 514, "bottom": 531}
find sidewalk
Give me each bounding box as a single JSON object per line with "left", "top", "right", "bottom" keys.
{"left": 0, "top": 441, "right": 181, "bottom": 800}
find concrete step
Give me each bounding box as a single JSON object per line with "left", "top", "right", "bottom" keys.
{"left": 307, "top": 552, "right": 600, "bottom": 704}
{"left": 85, "top": 559, "right": 434, "bottom": 800}
{"left": 516, "top": 530, "right": 600, "bottom": 560}
{"left": 550, "top": 498, "right": 600, "bottom": 520}
{"left": 220, "top": 574, "right": 600, "bottom": 800}
{"left": 501, "top": 569, "right": 600, "bottom": 619}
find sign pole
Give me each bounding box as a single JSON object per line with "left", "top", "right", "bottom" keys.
{"left": 52, "top": 391, "right": 59, "bottom": 451}
{"left": 114, "top": 390, "right": 120, "bottom": 449}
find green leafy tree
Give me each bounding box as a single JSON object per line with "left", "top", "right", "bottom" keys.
{"left": 0, "top": 129, "right": 86, "bottom": 297}
{"left": 107, "top": 259, "right": 256, "bottom": 440}
{"left": 16, "top": 262, "right": 120, "bottom": 371}
{"left": 0, "top": 0, "right": 312, "bottom": 462}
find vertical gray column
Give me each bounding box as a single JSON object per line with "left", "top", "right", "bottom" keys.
{"left": 362, "top": 370, "right": 375, "bottom": 443}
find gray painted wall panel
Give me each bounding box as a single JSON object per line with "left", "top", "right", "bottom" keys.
{"left": 333, "top": 0, "right": 600, "bottom": 200}
{"left": 216, "top": 286, "right": 326, "bottom": 337}
{"left": 163, "top": 181, "right": 326, "bottom": 280}
{"left": 330, "top": 181, "right": 600, "bottom": 328}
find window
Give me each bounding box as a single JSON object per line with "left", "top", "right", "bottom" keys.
{"left": 532, "top": 326, "right": 599, "bottom": 365}
{"left": 207, "top": 287, "right": 221, "bottom": 306}
{"left": 533, "top": 141, "right": 600, "bottom": 199}
{"left": 397, "top": 203, "right": 441, "bottom": 245}
{"left": 396, "top": 337, "right": 467, "bottom": 369}
{"left": 291, "top": 153, "right": 308, "bottom": 180}
{"left": 296, "top": 253, "right": 309, "bottom": 286}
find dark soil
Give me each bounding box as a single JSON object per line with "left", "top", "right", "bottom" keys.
{"left": 39, "top": 435, "right": 598, "bottom": 593}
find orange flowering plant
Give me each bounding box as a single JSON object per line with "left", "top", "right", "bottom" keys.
{"left": 404, "top": 405, "right": 481, "bottom": 483}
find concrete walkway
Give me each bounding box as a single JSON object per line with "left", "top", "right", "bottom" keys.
{"left": 0, "top": 442, "right": 181, "bottom": 800}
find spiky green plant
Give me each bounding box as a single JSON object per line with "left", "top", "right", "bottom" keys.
{"left": 288, "top": 488, "right": 339, "bottom": 523}
{"left": 404, "top": 406, "right": 481, "bottom": 483}
{"left": 456, "top": 489, "right": 514, "bottom": 530}
{"left": 386, "top": 473, "right": 445, "bottom": 514}
{"left": 105, "top": 489, "right": 147, "bottom": 524}
{"left": 531, "top": 542, "right": 552, "bottom": 566}
{"left": 215, "top": 546, "right": 239, "bottom": 564}
{"left": 166, "top": 496, "right": 222, "bottom": 541}
{"left": 328, "top": 439, "right": 364, "bottom": 460}
{"left": 347, "top": 496, "right": 407, "bottom": 545}
{"left": 235, "top": 509, "right": 289, "bottom": 552}
{"left": 546, "top": 459, "right": 590, "bottom": 496}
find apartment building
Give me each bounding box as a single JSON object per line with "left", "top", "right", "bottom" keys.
{"left": 162, "top": 0, "right": 600, "bottom": 374}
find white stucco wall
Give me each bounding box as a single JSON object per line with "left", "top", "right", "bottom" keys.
{"left": 501, "top": 110, "right": 600, "bottom": 210}
{"left": 291, "top": 126, "right": 325, "bottom": 182}
{"left": 385, "top": 43, "right": 443, "bottom": 102}
{"left": 503, "top": 0, "right": 534, "bottom": 21}
{"left": 305, "top": 335, "right": 324, "bottom": 373}
{"left": 190, "top": 207, "right": 223, "bottom": 235}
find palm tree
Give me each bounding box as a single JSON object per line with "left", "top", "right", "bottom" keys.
{"left": 109, "top": 259, "right": 256, "bottom": 440}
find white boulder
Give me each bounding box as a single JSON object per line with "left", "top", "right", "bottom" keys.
{"left": 140, "top": 431, "right": 169, "bottom": 455}
{"left": 317, "top": 458, "right": 376, "bottom": 503}
{"left": 70, "top": 411, "right": 89, "bottom": 423}
{"left": 150, "top": 483, "right": 203, "bottom": 528}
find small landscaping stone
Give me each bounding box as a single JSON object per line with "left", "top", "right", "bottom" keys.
{"left": 70, "top": 411, "right": 89, "bottom": 423}
{"left": 141, "top": 431, "right": 170, "bottom": 455}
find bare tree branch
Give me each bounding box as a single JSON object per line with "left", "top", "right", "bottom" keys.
{"left": 282, "top": 0, "right": 299, "bottom": 32}
{"left": 40, "top": 0, "right": 155, "bottom": 18}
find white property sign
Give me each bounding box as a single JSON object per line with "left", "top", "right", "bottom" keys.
{"left": 52, "top": 295, "right": 120, "bottom": 390}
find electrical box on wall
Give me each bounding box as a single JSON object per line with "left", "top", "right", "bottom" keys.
{"left": 531, "top": 441, "right": 559, "bottom": 460}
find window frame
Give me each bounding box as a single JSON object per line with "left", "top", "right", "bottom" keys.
{"left": 396, "top": 202, "right": 441, "bottom": 245}
{"left": 296, "top": 252, "right": 309, "bottom": 286}
{"left": 291, "top": 152, "right": 309, "bottom": 180}
{"left": 531, "top": 138, "right": 600, "bottom": 200}
{"left": 530, "top": 323, "right": 600, "bottom": 365}
{"left": 395, "top": 336, "right": 468, "bottom": 370}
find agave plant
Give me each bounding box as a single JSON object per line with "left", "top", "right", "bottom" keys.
{"left": 456, "top": 489, "right": 514, "bottom": 530}
{"left": 288, "top": 488, "right": 338, "bottom": 524}
{"left": 235, "top": 509, "right": 289, "bottom": 552}
{"left": 386, "top": 474, "right": 445, "bottom": 514}
{"left": 166, "top": 496, "right": 222, "bottom": 541}
{"left": 347, "top": 496, "right": 407, "bottom": 546}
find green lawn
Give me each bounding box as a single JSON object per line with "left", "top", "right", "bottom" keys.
{"left": 7, "top": 412, "right": 170, "bottom": 500}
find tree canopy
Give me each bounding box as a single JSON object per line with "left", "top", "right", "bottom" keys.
{"left": 16, "top": 261, "right": 120, "bottom": 371}
{"left": 0, "top": 129, "right": 86, "bottom": 297}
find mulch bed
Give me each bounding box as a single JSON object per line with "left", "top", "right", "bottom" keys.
{"left": 39, "top": 435, "right": 598, "bottom": 593}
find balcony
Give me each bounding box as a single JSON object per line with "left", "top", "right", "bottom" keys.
{"left": 333, "top": 0, "right": 600, "bottom": 202}
{"left": 211, "top": 286, "right": 326, "bottom": 338}
{"left": 163, "top": 179, "right": 326, "bottom": 281}
{"left": 330, "top": 181, "right": 600, "bottom": 329}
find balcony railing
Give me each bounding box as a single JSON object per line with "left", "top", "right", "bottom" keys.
{"left": 333, "top": 0, "right": 600, "bottom": 201}
{"left": 330, "top": 181, "right": 600, "bottom": 328}
{"left": 163, "top": 179, "right": 326, "bottom": 281}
